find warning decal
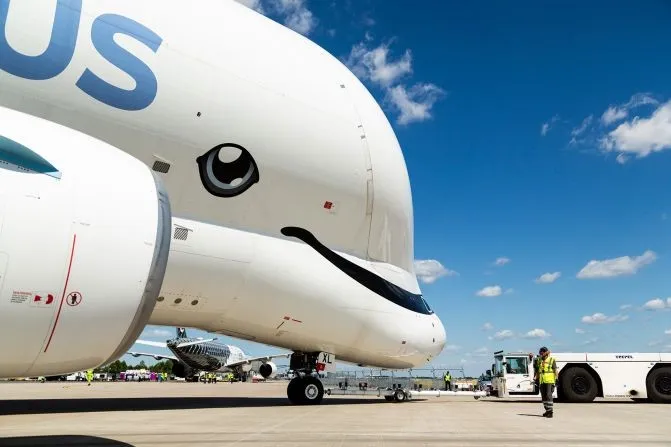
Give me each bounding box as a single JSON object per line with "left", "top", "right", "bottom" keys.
{"left": 31, "top": 292, "right": 55, "bottom": 308}
{"left": 66, "top": 292, "right": 82, "bottom": 306}
{"left": 11, "top": 291, "right": 31, "bottom": 304}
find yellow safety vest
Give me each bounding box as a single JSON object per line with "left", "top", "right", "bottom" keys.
{"left": 444, "top": 373, "right": 451, "bottom": 381}
{"left": 538, "top": 356, "right": 556, "bottom": 384}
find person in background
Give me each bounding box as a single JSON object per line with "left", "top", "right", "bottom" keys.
{"left": 443, "top": 370, "right": 452, "bottom": 391}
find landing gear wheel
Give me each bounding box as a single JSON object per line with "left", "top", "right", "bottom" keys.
{"left": 393, "top": 389, "right": 407, "bottom": 402}
{"left": 287, "top": 376, "right": 324, "bottom": 405}
{"left": 560, "top": 367, "right": 598, "bottom": 402}
{"left": 647, "top": 367, "right": 671, "bottom": 403}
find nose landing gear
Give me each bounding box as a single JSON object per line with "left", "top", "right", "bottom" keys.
{"left": 286, "top": 352, "right": 328, "bottom": 405}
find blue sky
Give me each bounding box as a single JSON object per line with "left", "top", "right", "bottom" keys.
{"left": 125, "top": 0, "right": 671, "bottom": 376}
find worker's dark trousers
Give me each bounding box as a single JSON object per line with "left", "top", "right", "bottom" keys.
{"left": 540, "top": 383, "right": 555, "bottom": 413}
{"left": 444, "top": 381, "right": 451, "bottom": 391}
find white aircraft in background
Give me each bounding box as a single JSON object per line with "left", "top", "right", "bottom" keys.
{"left": 128, "top": 327, "right": 290, "bottom": 381}
{"left": 0, "top": 0, "right": 446, "bottom": 404}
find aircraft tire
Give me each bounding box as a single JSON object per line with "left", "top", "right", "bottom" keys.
{"left": 647, "top": 366, "right": 671, "bottom": 403}
{"left": 287, "top": 376, "right": 324, "bottom": 405}
{"left": 287, "top": 377, "right": 302, "bottom": 404}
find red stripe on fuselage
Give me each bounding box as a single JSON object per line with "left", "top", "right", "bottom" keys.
{"left": 44, "top": 234, "right": 77, "bottom": 352}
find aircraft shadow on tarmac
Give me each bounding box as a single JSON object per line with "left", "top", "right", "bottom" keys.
{"left": 0, "top": 396, "right": 382, "bottom": 416}
{"left": 0, "top": 435, "right": 132, "bottom": 447}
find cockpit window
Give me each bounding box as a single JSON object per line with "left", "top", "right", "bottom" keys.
{"left": 422, "top": 297, "right": 434, "bottom": 314}
{"left": 381, "top": 279, "right": 432, "bottom": 315}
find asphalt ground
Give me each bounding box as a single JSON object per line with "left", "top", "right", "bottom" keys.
{"left": 0, "top": 381, "right": 668, "bottom": 446}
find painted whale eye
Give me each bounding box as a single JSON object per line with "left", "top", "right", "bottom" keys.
{"left": 196, "top": 143, "right": 259, "bottom": 198}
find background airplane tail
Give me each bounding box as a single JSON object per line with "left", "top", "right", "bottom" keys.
{"left": 176, "top": 327, "right": 187, "bottom": 339}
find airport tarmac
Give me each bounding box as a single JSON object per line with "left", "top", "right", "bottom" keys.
{"left": 0, "top": 381, "right": 668, "bottom": 446}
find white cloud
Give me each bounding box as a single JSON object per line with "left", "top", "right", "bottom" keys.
{"left": 443, "top": 344, "right": 461, "bottom": 353}
{"left": 541, "top": 123, "right": 550, "bottom": 136}
{"left": 581, "top": 312, "right": 629, "bottom": 324}
{"left": 571, "top": 115, "right": 593, "bottom": 138}
{"left": 535, "top": 272, "right": 561, "bottom": 284}
{"left": 476, "top": 285, "right": 502, "bottom": 297}
{"left": 474, "top": 347, "right": 489, "bottom": 355}
{"left": 235, "top": 0, "right": 316, "bottom": 35}
{"left": 616, "top": 153, "right": 629, "bottom": 164}
{"left": 491, "top": 329, "right": 515, "bottom": 340}
{"left": 600, "top": 93, "right": 659, "bottom": 126}
{"left": 575, "top": 328, "right": 586, "bottom": 334}
{"left": 601, "top": 106, "right": 629, "bottom": 126}
{"left": 541, "top": 115, "right": 560, "bottom": 136}
{"left": 620, "top": 304, "right": 633, "bottom": 310}
{"left": 386, "top": 83, "right": 445, "bottom": 125}
{"left": 494, "top": 257, "right": 510, "bottom": 266}
{"left": 665, "top": 329, "right": 671, "bottom": 335}
{"left": 234, "top": 0, "right": 265, "bottom": 12}
{"left": 413, "top": 259, "right": 457, "bottom": 284}
{"left": 270, "top": 0, "right": 316, "bottom": 35}
{"left": 600, "top": 100, "right": 671, "bottom": 159}
{"left": 582, "top": 337, "right": 599, "bottom": 346}
{"left": 524, "top": 328, "right": 551, "bottom": 339}
{"left": 344, "top": 39, "right": 444, "bottom": 126}
{"left": 482, "top": 322, "right": 493, "bottom": 331}
{"left": 576, "top": 250, "right": 656, "bottom": 279}
{"left": 346, "top": 41, "right": 413, "bottom": 88}
{"left": 643, "top": 298, "right": 668, "bottom": 311}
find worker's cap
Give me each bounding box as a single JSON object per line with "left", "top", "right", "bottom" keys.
{"left": 539, "top": 346, "right": 549, "bottom": 354}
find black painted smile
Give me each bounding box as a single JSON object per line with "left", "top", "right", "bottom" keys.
{"left": 281, "top": 226, "right": 433, "bottom": 315}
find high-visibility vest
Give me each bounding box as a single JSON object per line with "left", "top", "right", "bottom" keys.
{"left": 444, "top": 372, "right": 451, "bottom": 381}
{"left": 538, "top": 356, "right": 556, "bottom": 384}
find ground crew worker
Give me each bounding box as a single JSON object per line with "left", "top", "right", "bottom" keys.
{"left": 444, "top": 370, "right": 452, "bottom": 391}
{"left": 533, "top": 346, "right": 557, "bottom": 418}
{"left": 86, "top": 369, "right": 93, "bottom": 386}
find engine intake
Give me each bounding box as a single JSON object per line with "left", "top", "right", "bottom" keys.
{"left": 259, "top": 361, "right": 278, "bottom": 379}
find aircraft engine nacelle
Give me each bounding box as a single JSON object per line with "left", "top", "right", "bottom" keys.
{"left": 259, "top": 361, "right": 278, "bottom": 379}
{"left": 0, "top": 107, "right": 171, "bottom": 378}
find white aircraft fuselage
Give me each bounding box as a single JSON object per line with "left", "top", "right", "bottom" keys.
{"left": 0, "top": 0, "right": 446, "bottom": 382}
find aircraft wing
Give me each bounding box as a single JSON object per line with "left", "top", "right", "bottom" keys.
{"left": 225, "top": 353, "right": 291, "bottom": 368}
{"left": 127, "top": 351, "right": 179, "bottom": 362}
{"left": 134, "top": 339, "right": 168, "bottom": 348}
